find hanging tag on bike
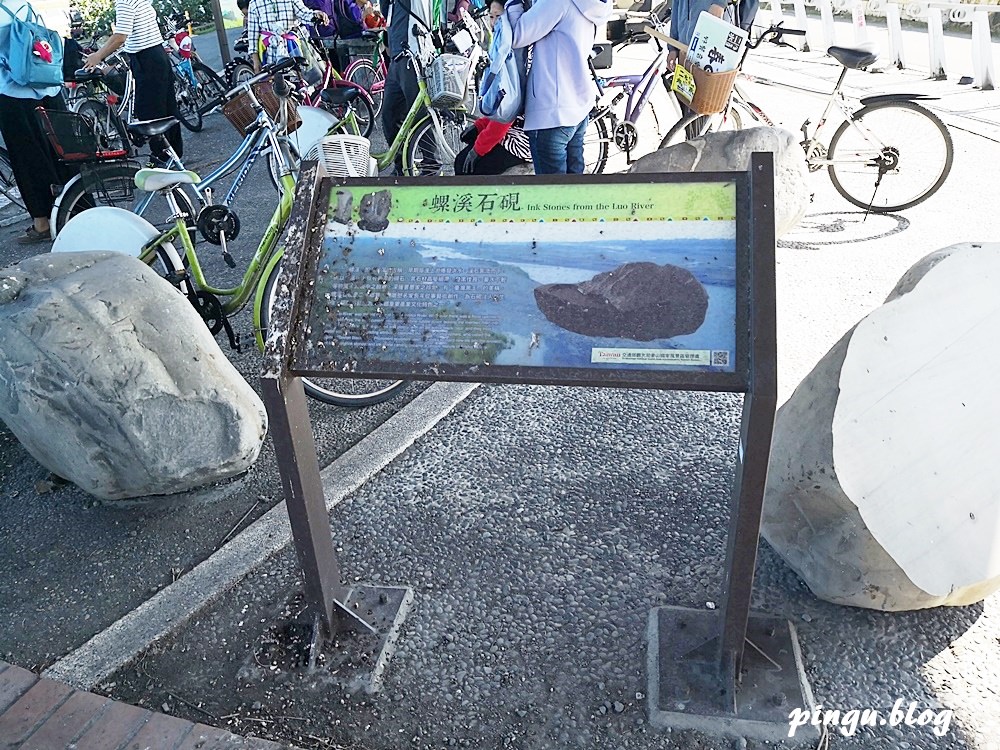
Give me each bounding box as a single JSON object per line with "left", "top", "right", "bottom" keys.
{"left": 671, "top": 65, "right": 696, "bottom": 106}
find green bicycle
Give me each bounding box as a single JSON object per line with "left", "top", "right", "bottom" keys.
{"left": 51, "top": 71, "right": 407, "bottom": 408}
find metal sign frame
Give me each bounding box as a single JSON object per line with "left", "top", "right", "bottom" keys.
{"left": 261, "top": 154, "right": 812, "bottom": 738}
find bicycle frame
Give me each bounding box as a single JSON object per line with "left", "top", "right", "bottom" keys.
{"left": 141, "top": 170, "right": 295, "bottom": 325}
{"left": 135, "top": 121, "right": 275, "bottom": 216}
{"left": 596, "top": 44, "right": 672, "bottom": 131}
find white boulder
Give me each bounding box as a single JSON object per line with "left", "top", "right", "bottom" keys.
{"left": 762, "top": 243, "right": 1000, "bottom": 610}
{"left": 629, "top": 126, "right": 809, "bottom": 237}
{"left": 0, "top": 251, "right": 268, "bottom": 500}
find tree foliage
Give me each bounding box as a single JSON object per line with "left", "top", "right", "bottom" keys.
{"left": 75, "top": 0, "right": 213, "bottom": 39}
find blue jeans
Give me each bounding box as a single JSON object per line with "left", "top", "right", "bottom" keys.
{"left": 528, "top": 116, "right": 589, "bottom": 175}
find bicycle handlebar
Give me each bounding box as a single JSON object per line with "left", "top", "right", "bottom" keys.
{"left": 200, "top": 56, "right": 302, "bottom": 113}
{"left": 747, "top": 23, "right": 806, "bottom": 50}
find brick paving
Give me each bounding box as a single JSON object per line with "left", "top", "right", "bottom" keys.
{"left": 0, "top": 661, "right": 288, "bottom": 750}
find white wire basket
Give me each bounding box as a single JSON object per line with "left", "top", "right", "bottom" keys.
{"left": 427, "top": 53, "right": 471, "bottom": 109}
{"left": 306, "top": 135, "right": 372, "bottom": 178}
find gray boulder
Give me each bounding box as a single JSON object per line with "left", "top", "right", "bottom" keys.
{"left": 629, "top": 127, "right": 809, "bottom": 237}
{"left": 762, "top": 243, "right": 1000, "bottom": 610}
{"left": 0, "top": 251, "right": 268, "bottom": 500}
{"left": 533, "top": 261, "right": 708, "bottom": 340}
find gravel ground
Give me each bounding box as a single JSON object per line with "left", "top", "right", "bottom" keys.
{"left": 103, "top": 385, "right": 1000, "bottom": 750}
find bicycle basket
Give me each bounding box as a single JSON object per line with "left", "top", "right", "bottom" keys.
{"left": 306, "top": 134, "right": 371, "bottom": 177}
{"left": 222, "top": 77, "right": 303, "bottom": 136}
{"left": 36, "top": 107, "right": 129, "bottom": 162}
{"left": 678, "top": 55, "right": 739, "bottom": 116}
{"left": 426, "top": 53, "right": 470, "bottom": 109}
{"left": 79, "top": 159, "right": 141, "bottom": 204}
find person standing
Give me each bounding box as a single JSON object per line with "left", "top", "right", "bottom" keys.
{"left": 507, "top": 0, "right": 610, "bottom": 175}
{"left": 0, "top": 0, "right": 72, "bottom": 242}
{"left": 245, "top": 0, "right": 329, "bottom": 70}
{"left": 380, "top": 0, "right": 433, "bottom": 173}
{"left": 83, "top": 0, "right": 183, "bottom": 163}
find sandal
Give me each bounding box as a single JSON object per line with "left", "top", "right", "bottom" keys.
{"left": 15, "top": 227, "right": 51, "bottom": 245}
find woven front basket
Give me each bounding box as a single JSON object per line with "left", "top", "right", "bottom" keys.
{"left": 222, "top": 78, "right": 303, "bottom": 136}
{"left": 677, "top": 54, "right": 739, "bottom": 116}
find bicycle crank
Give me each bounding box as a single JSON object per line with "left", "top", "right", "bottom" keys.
{"left": 191, "top": 291, "right": 240, "bottom": 351}
{"left": 197, "top": 204, "right": 241, "bottom": 245}
{"left": 801, "top": 141, "right": 826, "bottom": 172}
{"left": 613, "top": 121, "right": 640, "bottom": 152}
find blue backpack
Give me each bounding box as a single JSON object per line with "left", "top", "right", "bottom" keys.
{"left": 0, "top": 1, "right": 63, "bottom": 89}
{"left": 478, "top": 1, "right": 527, "bottom": 124}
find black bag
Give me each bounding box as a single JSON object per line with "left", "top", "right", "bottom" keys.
{"left": 334, "top": 0, "right": 363, "bottom": 39}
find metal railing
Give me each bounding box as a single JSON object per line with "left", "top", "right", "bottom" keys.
{"left": 763, "top": 0, "right": 999, "bottom": 89}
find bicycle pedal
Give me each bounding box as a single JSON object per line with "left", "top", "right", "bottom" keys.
{"left": 223, "top": 251, "right": 236, "bottom": 268}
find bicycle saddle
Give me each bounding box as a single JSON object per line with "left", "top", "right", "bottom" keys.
{"left": 827, "top": 44, "right": 878, "bottom": 70}
{"left": 133, "top": 167, "right": 201, "bottom": 192}
{"left": 70, "top": 69, "right": 105, "bottom": 83}
{"left": 127, "top": 118, "right": 179, "bottom": 137}
{"left": 320, "top": 87, "right": 360, "bottom": 105}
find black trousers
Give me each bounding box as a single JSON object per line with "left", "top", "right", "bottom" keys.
{"left": 0, "top": 93, "right": 76, "bottom": 220}
{"left": 128, "top": 44, "right": 183, "bottom": 160}
{"left": 381, "top": 57, "right": 420, "bottom": 172}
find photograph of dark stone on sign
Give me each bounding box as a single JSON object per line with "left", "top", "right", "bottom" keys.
{"left": 298, "top": 181, "right": 738, "bottom": 375}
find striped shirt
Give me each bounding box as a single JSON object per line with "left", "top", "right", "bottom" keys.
{"left": 247, "top": 0, "right": 317, "bottom": 59}
{"left": 115, "top": 0, "right": 164, "bottom": 53}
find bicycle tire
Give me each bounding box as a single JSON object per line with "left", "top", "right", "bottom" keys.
{"left": 0, "top": 146, "right": 25, "bottom": 210}
{"left": 659, "top": 113, "right": 701, "bottom": 149}
{"left": 228, "top": 61, "right": 255, "bottom": 89}
{"left": 403, "top": 112, "right": 471, "bottom": 177}
{"left": 52, "top": 162, "right": 197, "bottom": 237}
{"left": 827, "top": 100, "right": 953, "bottom": 213}
{"left": 583, "top": 113, "right": 610, "bottom": 174}
{"left": 258, "top": 259, "right": 409, "bottom": 407}
{"left": 193, "top": 61, "right": 229, "bottom": 114}
{"left": 174, "top": 75, "right": 204, "bottom": 132}
{"left": 319, "top": 85, "right": 375, "bottom": 139}
{"left": 345, "top": 58, "right": 384, "bottom": 121}
{"left": 75, "top": 98, "right": 131, "bottom": 153}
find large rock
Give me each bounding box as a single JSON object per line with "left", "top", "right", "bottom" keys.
{"left": 629, "top": 127, "right": 809, "bottom": 237}
{"left": 533, "top": 261, "right": 708, "bottom": 340}
{"left": 762, "top": 243, "right": 1000, "bottom": 610}
{"left": 0, "top": 251, "right": 268, "bottom": 500}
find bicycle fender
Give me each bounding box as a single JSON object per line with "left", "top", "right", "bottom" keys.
{"left": 859, "top": 93, "right": 939, "bottom": 106}
{"left": 253, "top": 249, "right": 286, "bottom": 352}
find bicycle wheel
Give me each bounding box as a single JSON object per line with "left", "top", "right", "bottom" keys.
{"left": 193, "top": 61, "right": 229, "bottom": 114}
{"left": 228, "top": 61, "right": 255, "bottom": 89}
{"left": 319, "top": 86, "right": 375, "bottom": 138}
{"left": 583, "top": 114, "right": 610, "bottom": 174}
{"left": 52, "top": 162, "right": 197, "bottom": 236}
{"left": 174, "top": 76, "right": 204, "bottom": 132}
{"left": 259, "top": 260, "right": 408, "bottom": 407}
{"left": 345, "top": 58, "right": 384, "bottom": 120}
{"left": 0, "top": 146, "right": 24, "bottom": 210}
{"left": 403, "top": 112, "right": 471, "bottom": 177}
{"left": 75, "top": 98, "right": 130, "bottom": 153}
{"left": 827, "top": 100, "right": 953, "bottom": 213}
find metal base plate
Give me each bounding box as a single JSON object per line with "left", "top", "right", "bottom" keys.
{"left": 246, "top": 584, "right": 413, "bottom": 695}
{"left": 647, "top": 605, "right": 818, "bottom": 744}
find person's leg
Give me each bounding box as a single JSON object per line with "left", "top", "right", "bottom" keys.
{"left": 0, "top": 94, "right": 65, "bottom": 236}
{"left": 131, "top": 47, "right": 184, "bottom": 161}
{"left": 528, "top": 125, "right": 576, "bottom": 175}
{"left": 381, "top": 59, "right": 420, "bottom": 173}
{"left": 565, "top": 115, "right": 589, "bottom": 175}
{"left": 474, "top": 145, "right": 526, "bottom": 175}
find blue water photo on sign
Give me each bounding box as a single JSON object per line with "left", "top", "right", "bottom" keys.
{"left": 299, "top": 182, "right": 739, "bottom": 375}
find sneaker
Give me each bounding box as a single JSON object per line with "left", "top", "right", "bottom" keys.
{"left": 15, "top": 227, "right": 51, "bottom": 244}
